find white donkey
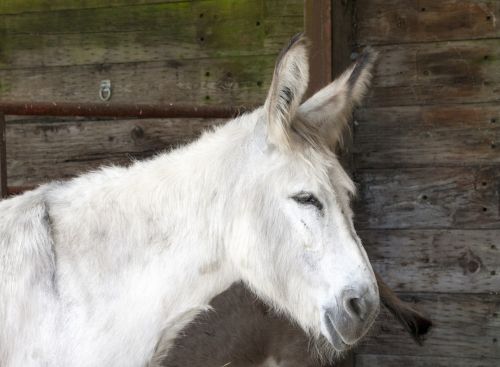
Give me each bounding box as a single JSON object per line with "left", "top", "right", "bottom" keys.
{"left": 0, "top": 34, "right": 378, "bottom": 367}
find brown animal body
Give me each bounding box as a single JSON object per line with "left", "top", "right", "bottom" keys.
{"left": 162, "top": 273, "right": 431, "bottom": 367}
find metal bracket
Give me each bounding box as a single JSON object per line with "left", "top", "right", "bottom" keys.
{"left": 99, "top": 80, "right": 112, "bottom": 102}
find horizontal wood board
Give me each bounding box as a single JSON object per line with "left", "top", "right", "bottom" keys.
{"left": 0, "top": 2, "right": 301, "bottom": 68}
{"left": 355, "top": 354, "right": 500, "bottom": 367}
{"left": 353, "top": 104, "right": 500, "bottom": 168}
{"left": 0, "top": 0, "right": 185, "bottom": 14}
{"left": 358, "top": 293, "right": 500, "bottom": 359}
{"left": 366, "top": 39, "right": 500, "bottom": 107}
{"left": 361, "top": 229, "right": 500, "bottom": 293}
{"left": 5, "top": 117, "right": 225, "bottom": 187}
{"left": 356, "top": 0, "right": 500, "bottom": 45}
{"left": 0, "top": 56, "right": 277, "bottom": 105}
{"left": 354, "top": 167, "right": 500, "bottom": 229}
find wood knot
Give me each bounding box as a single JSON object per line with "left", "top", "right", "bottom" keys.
{"left": 458, "top": 249, "right": 483, "bottom": 275}
{"left": 131, "top": 126, "right": 144, "bottom": 140}
{"left": 468, "top": 261, "right": 480, "bottom": 273}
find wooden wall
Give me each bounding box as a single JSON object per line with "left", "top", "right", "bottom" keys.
{"left": 2, "top": 1, "right": 499, "bottom": 366}
{"left": 0, "top": 0, "right": 303, "bottom": 188}
{"left": 350, "top": 1, "right": 500, "bottom": 366}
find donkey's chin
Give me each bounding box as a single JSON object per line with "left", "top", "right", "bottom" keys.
{"left": 308, "top": 334, "right": 347, "bottom": 365}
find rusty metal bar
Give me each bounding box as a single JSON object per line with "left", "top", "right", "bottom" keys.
{"left": 7, "top": 186, "right": 31, "bottom": 196}
{"left": 0, "top": 112, "right": 7, "bottom": 198}
{"left": 0, "top": 101, "right": 250, "bottom": 119}
{"left": 0, "top": 101, "right": 253, "bottom": 197}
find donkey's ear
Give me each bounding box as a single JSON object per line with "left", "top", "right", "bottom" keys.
{"left": 298, "top": 48, "right": 377, "bottom": 149}
{"left": 264, "top": 33, "right": 310, "bottom": 149}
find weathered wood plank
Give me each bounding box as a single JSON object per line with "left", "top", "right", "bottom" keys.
{"left": 0, "top": 0, "right": 303, "bottom": 17}
{"left": 5, "top": 117, "right": 224, "bottom": 187}
{"left": 0, "top": 21, "right": 300, "bottom": 70}
{"left": 366, "top": 39, "right": 500, "bottom": 107}
{"left": 351, "top": 1, "right": 500, "bottom": 366}
{"left": 358, "top": 293, "right": 500, "bottom": 359}
{"left": 354, "top": 167, "right": 500, "bottom": 229}
{"left": 356, "top": 0, "right": 500, "bottom": 45}
{"left": 0, "top": 1, "right": 301, "bottom": 36}
{"left": 0, "top": 1, "right": 302, "bottom": 69}
{"left": 353, "top": 104, "right": 500, "bottom": 168}
{"left": 0, "top": 0, "right": 181, "bottom": 15}
{"left": 0, "top": 55, "right": 275, "bottom": 104}
{"left": 360, "top": 229, "right": 500, "bottom": 293}
{"left": 355, "top": 354, "right": 500, "bottom": 367}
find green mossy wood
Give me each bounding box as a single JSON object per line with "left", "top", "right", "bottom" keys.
{"left": 0, "top": 0, "right": 303, "bottom": 104}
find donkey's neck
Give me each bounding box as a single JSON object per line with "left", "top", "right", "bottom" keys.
{"left": 45, "top": 112, "right": 262, "bottom": 366}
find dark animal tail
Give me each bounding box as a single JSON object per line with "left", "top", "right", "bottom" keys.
{"left": 376, "top": 272, "right": 433, "bottom": 345}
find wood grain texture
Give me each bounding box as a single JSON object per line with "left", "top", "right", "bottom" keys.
{"left": 304, "top": 0, "right": 332, "bottom": 99}
{"left": 358, "top": 293, "right": 500, "bottom": 359}
{"left": 352, "top": 1, "right": 500, "bottom": 366}
{"left": 355, "top": 354, "right": 500, "bottom": 367}
{"left": 366, "top": 39, "right": 500, "bottom": 107}
{"left": 0, "top": 0, "right": 303, "bottom": 105}
{"left": 5, "top": 117, "right": 224, "bottom": 187}
{"left": 356, "top": 0, "right": 500, "bottom": 45}
{"left": 0, "top": 0, "right": 180, "bottom": 14}
{"left": 360, "top": 229, "right": 500, "bottom": 293}
{"left": 0, "top": 1, "right": 302, "bottom": 69}
{"left": 354, "top": 167, "right": 500, "bottom": 229}
{"left": 0, "top": 56, "right": 276, "bottom": 105}
{"left": 0, "top": 0, "right": 302, "bottom": 28}
{"left": 353, "top": 104, "right": 500, "bottom": 168}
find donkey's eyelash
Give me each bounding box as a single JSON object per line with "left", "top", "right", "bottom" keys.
{"left": 291, "top": 192, "right": 324, "bottom": 211}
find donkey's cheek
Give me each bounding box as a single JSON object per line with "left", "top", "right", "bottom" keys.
{"left": 298, "top": 213, "right": 324, "bottom": 251}
{"left": 302, "top": 251, "right": 322, "bottom": 272}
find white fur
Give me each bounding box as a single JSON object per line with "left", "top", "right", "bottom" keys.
{"left": 0, "top": 36, "right": 378, "bottom": 367}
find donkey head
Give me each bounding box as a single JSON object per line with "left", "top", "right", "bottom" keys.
{"left": 229, "top": 34, "right": 379, "bottom": 353}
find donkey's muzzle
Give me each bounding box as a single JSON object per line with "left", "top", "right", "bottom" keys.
{"left": 323, "top": 285, "right": 379, "bottom": 349}
{"left": 339, "top": 286, "right": 379, "bottom": 342}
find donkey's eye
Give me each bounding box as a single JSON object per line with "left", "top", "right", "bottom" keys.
{"left": 291, "top": 192, "right": 323, "bottom": 211}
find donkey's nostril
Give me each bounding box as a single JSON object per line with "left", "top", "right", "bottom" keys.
{"left": 349, "top": 297, "right": 365, "bottom": 319}
{"left": 343, "top": 288, "right": 376, "bottom": 322}
{"left": 345, "top": 295, "right": 368, "bottom": 320}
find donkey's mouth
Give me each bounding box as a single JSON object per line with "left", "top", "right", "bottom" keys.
{"left": 323, "top": 312, "right": 351, "bottom": 351}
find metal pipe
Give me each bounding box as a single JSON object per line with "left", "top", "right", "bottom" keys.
{"left": 0, "top": 113, "right": 7, "bottom": 198}
{"left": 7, "top": 186, "right": 31, "bottom": 196}
{"left": 0, "top": 101, "right": 251, "bottom": 119}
